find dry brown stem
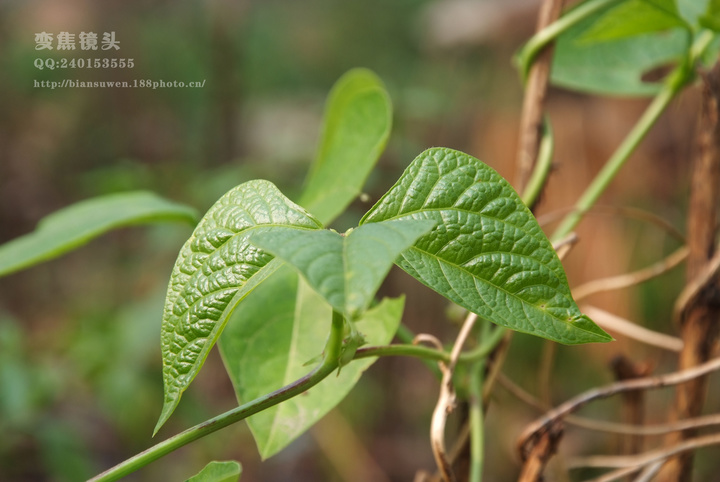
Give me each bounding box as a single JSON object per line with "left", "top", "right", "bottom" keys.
{"left": 514, "top": 0, "right": 565, "bottom": 202}
{"left": 611, "top": 356, "right": 651, "bottom": 455}
{"left": 498, "top": 372, "right": 720, "bottom": 436}
{"left": 536, "top": 205, "right": 686, "bottom": 242}
{"left": 582, "top": 306, "right": 683, "bottom": 352}
{"left": 517, "top": 356, "right": 720, "bottom": 461}
{"left": 573, "top": 246, "right": 688, "bottom": 302}
{"left": 661, "top": 61, "right": 720, "bottom": 481}
{"left": 568, "top": 432, "right": 720, "bottom": 482}
{"left": 430, "top": 313, "right": 478, "bottom": 482}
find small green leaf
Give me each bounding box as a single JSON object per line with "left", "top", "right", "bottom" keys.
{"left": 0, "top": 191, "right": 198, "bottom": 278}
{"left": 186, "top": 460, "right": 242, "bottom": 482}
{"left": 156, "top": 180, "right": 322, "bottom": 434}
{"left": 551, "top": 4, "right": 689, "bottom": 96}
{"left": 580, "top": 0, "right": 690, "bottom": 42}
{"left": 361, "top": 148, "right": 611, "bottom": 345}
{"left": 298, "top": 68, "right": 392, "bottom": 225}
{"left": 218, "top": 265, "right": 403, "bottom": 459}
{"left": 249, "top": 219, "right": 434, "bottom": 318}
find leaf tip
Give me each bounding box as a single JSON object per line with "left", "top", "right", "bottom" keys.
{"left": 153, "top": 399, "right": 177, "bottom": 437}
{"left": 573, "top": 314, "right": 614, "bottom": 344}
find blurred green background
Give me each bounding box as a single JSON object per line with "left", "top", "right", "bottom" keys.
{"left": 0, "top": 0, "right": 716, "bottom": 481}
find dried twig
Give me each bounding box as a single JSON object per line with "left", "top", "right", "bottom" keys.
{"left": 518, "top": 420, "right": 564, "bottom": 482}
{"left": 536, "top": 205, "right": 686, "bottom": 243}
{"left": 672, "top": 245, "right": 720, "bottom": 322}
{"left": 611, "top": 356, "right": 651, "bottom": 455}
{"left": 552, "top": 232, "right": 579, "bottom": 260}
{"left": 498, "top": 372, "right": 720, "bottom": 436}
{"left": 414, "top": 333, "right": 446, "bottom": 352}
{"left": 573, "top": 246, "right": 688, "bottom": 301}
{"left": 430, "top": 313, "right": 478, "bottom": 482}
{"left": 582, "top": 306, "right": 683, "bottom": 352}
{"left": 515, "top": 0, "right": 565, "bottom": 201}
{"left": 517, "top": 357, "right": 720, "bottom": 458}
{"left": 663, "top": 61, "right": 720, "bottom": 481}
{"left": 632, "top": 460, "right": 664, "bottom": 482}
{"left": 566, "top": 432, "right": 720, "bottom": 481}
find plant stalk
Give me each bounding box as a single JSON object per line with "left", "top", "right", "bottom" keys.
{"left": 551, "top": 80, "right": 677, "bottom": 241}
{"left": 516, "top": 0, "right": 623, "bottom": 82}
{"left": 89, "top": 310, "right": 346, "bottom": 482}
{"left": 552, "top": 31, "right": 715, "bottom": 241}
{"left": 469, "top": 360, "right": 486, "bottom": 482}
{"left": 520, "top": 117, "right": 555, "bottom": 208}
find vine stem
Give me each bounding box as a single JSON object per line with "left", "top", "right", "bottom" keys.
{"left": 551, "top": 85, "right": 678, "bottom": 240}
{"left": 468, "top": 360, "right": 486, "bottom": 482}
{"left": 89, "top": 310, "right": 346, "bottom": 482}
{"left": 552, "top": 30, "right": 716, "bottom": 241}
{"left": 515, "top": 0, "right": 622, "bottom": 82}
{"left": 521, "top": 117, "right": 555, "bottom": 208}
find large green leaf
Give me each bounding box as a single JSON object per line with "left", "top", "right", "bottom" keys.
{"left": 0, "top": 191, "right": 198, "bottom": 278}
{"left": 678, "top": 0, "right": 713, "bottom": 25}
{"left": 156, "top": 180, "right": 322, "bottom": 434}
{"left": 581, "top": 0, "right": 689, "bottom": 42}
{"left": 551, "top": 3, "right": 689, "bottom": 96}
{"left": 218, "top": 264, "right": 403, "bottom": 459}
{"left": 249, "top": 219, "right": 434, "bottom": 318}
{"left": 186, "top": 460, "right": 241, "bottom": 482}
{"left": 298, "top": 68, "right": 392, "bottom": 225}
{"left": 360, "top": 148, "right": 611, "bottom": 345}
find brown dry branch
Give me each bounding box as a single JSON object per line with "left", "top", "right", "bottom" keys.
{"left": 581, "top": 306, "right": 683, "bottom": 352}
{"left": 536, "top": 205, "right": 686, "bottom": 242}
{"left": 508, "top": 0, "right": 565, "bottom": 476}
{"left": 517, "top": 420, "right": 564, "bottom": 482}
{"left": 633, "top": 460, "right": 665, "bottom": 482}
{"left": 430, "top": 312, "right": 479, "bottom": 482}
{"left": 672, "top": 245, "right": 720, "bottom": 322}
{"left": 414, "top": 333, "right": 446, "bottom": 352}
{"left": 498, "top": 373, "right": 720, "bottom": 436}
{"left": 611, "top": 356, "right": 651, "bottom": 455}
{"left": 567, "top": 432, "right": 720, "bottom": 482}
{"left": 552, "top": 232, "right": 579, "bottom": 260}
{"left": 661, "top": 61, "right": 720, "bottom": 481}
{"left": 514, "top": 0, "right": 565, "bottom": 200}
{"left": 517, "top": 356, "right": 720, "bottom": 466}
{"left": 573, "top": 246, "right": 688, "bottom": 302}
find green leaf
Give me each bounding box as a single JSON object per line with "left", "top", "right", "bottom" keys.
{"left": 0, "top": 191, "right": 198, "bottom": 278}
{"left": 218, "top": 265, "right": 403, "bottom": 459}
{"left": 551, "top": 5, "right": 689, "bottom": 96}
{"left": 298, "top": 68, "right": 392, "bottom": 225}
{"left": 186, "top": 460, "right": 242, "bottom": 482}
{"left": 699, "top": 0, "right": 720, "bottom": 31}
{"left": 580, "top": 0, "right": 690, "bottom": 42}
{"left": 678, "top": 0, "right": 713, "bottom": 25}
{"left": 249, "top": 219, "right": 434, "bottom": 318}
{"left": 156, "top": 180, "right": 322, "bottom": 434}
{"left": 360, "top": 148, "right": 612, "bottom": 345}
